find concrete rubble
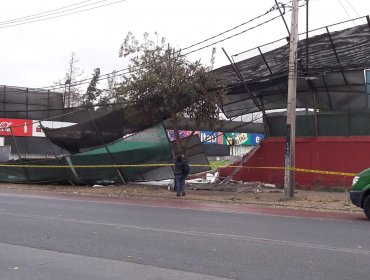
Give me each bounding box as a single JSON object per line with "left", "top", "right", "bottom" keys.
{"left": 134, "top": 173, "right": 281, "bottom": 193}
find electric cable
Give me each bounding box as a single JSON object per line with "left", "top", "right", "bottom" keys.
{"left": 342, "top": 0, "right": 366, "bottom": 23}
{"left": 0, "top": 0, "right": 128, "bottom": 29}
{"left": 183, "top": 13, "right": 282, "bottom": 56}
{"left": 0, "top": 0, "right": 96, "bottom": 25}
{"left": 181, "top": 4, "right": 284, "bottom": 52}
{"left": 337, "top": 0, "right": 354, "bottom": 23}
{"left": 27, "top": 2, "right": 287, "bottom": 91}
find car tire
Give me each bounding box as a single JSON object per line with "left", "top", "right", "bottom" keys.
{"left": 363, "top": 195, "right": 370, "bottom": 220}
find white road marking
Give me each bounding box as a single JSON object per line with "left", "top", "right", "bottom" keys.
{"left": 1, "top": 210, "right": 370, "bottom": 256}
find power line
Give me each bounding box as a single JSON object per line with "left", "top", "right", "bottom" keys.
{"left": 3, "top": 1, "right": 291, "bottom": 94}
{"left": 48, "top": 11, "right": 282, "bottom": 91}
{"left": 183, "top": 13, "right": 282, "bottom": 56}
{"left": 39, "top": 5, "right": 284, "bottom": 91}
{"left": 181, "top": 4, "right": 283, "bottom": 52}
{"left": 337, "top": 0, "right": 354, "bottom": 22}
{"left": 0, "top": 0, "right": 128, "bottom": 29}
{"left": 41, "top": 68, "right": 132, "bottom": 90}
{"left": 342, "top": 0, "right": 366, "bottom": 23}
{"left": 0, "top": 0, "right": 96, "bottom": 25}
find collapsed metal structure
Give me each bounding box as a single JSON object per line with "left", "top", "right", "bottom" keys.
{"left": 214, "top": 17, "right": 370, "bottom": 136}
{"left": 216, "top": 17, "right": 370, "bottom": 188}
{"left": 0, "top": 86, "right": 211, "bottom": 184}
{"left": 2, "top": 18, "right": 370, "bottom": 185}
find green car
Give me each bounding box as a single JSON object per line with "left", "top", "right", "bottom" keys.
{"left": 350, "top": 168, "right": 370, "bottom": 220}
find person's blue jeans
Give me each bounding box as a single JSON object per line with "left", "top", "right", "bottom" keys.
{"left": 175, "top": 175, "right": 185, "bottom": 195}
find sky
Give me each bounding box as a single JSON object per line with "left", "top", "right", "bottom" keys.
{"left": 1, "top": 0, "right": 370, "bottom": 91}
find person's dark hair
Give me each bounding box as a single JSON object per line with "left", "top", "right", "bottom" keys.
{"left": 176, "top": 154, "right": 183, "bottom": 161}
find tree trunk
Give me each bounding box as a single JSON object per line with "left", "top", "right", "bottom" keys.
{"left": 170, "top": 115, "right": 185, "bottom": 155}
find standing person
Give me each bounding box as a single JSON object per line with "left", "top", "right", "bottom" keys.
{"left": 174, "top": 154, "right": 189, "bottom": 197}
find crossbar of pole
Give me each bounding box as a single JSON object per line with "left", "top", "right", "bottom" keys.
{"left": 87, "top": 109, "right": 126, "bottom": 185}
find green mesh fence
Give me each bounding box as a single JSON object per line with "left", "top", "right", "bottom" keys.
{"left": 267, "top": 111, "right": 370, "bottom": 137}
{"left": 68, "top": 124, "right": 173, "bottom": 184}
{"left": 0, "top": 124, "right": 173, "bottom": 184}
{"left": 0, "top": 158, "right": 68, "bottom": 184}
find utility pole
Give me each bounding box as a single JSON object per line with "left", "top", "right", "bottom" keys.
{"left": 284, "top": 0, "right": 299, "bottom": 198}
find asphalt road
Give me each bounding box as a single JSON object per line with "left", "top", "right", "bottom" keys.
{"left": 0, "top": 190, "right": 369, "bottom": 280}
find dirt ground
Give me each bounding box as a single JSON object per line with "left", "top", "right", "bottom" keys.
{"left": 0, "top": 182, "right": 361, "bottom": 214}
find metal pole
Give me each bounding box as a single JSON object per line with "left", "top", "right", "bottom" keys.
{"left": 284, "top": 0, "right": 299, "bottom": 198}
{"left": 222, "top": 48, "right": 262, "bottom": 112}
{"left": 39, "top": 121, "right": 75, "bottom": 186}
{"left": 3, "top": 86, "right": 6, "bottom": 118}
{"left": 87, "top": 109, "right": 126, "bottom": 184}
{"left": 47, "top": 90, "right": 50, "bottom": 119}
{"left": 26, "top": 88, "right": 29, "bottom": 120}
{"left": 222, "top": 48, "right": 270, "bottom": 136}
{"left": 10, "top": 127, "right": 30, "bottom": 183}
{"left": 311, "top": 89, "right": 318, "bottom": 136}
{"left": 274, "top": 0, "right": 290, "bottom": 37}
{"left": 306, "top": 0, "right": 309, "bottom": 70}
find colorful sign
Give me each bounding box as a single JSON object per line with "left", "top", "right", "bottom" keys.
{"left": 32, "top": 120, "right": 75, "bottom": 137}
{"left": 223, "top": 132, "right": 264, "bottom": 146}
{"left": 167, "top": 130, "right": 199, "bottom": 141}
{"left": 223, "top": 132, "right": 248, "bottom": 146}
{"left": 249, "top": 133, "right": 264, "bottom": 145}
{"left": 0, "top": 118, "right": 33, "bottom": 137}
{"left": 0, "top": 118, "right": 75, "bottom": 137}
{"left": 199, "top": 131, "right": 218, "bottom": 144}
{"left": 167, "top": 129, "right": 264, "bottom": 146}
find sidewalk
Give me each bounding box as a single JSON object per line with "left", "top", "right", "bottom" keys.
{"left": 0, "top": 182, "right": 361, "bottom": 215}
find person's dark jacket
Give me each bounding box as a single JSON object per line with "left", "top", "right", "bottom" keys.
{"left": 174, "top": 160, "right": 185, "bottom": 176}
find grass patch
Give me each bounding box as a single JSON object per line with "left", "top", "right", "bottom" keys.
{"left": 209, "top": 160, "right": 230, "bottom": 171}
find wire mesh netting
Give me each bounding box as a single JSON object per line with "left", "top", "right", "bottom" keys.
{"left": 0, "top": 85, "right": 64, "bottom": 120}
{"left": 0, "top": 124, "right": 175, "bottom": 184}
{"left": 267, "top": 110, "right": 370, "bottom": 137}
{"left": 214, "top": 19, "right": 370, "bottom": 119}
{"left": 43, "top": 95, "right": 192, "bottom": 153}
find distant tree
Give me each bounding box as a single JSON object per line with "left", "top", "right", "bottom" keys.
{"left": 54, "top": 52, "right": 85, "bottom": 107}
{"left": 83, "top": 68, "right": 102, "bottom": 106}
{"left": 95, "top": 70, "right": 122, "bottom": 112}
{"left": 116, "top": 32, "right": 226, "bottom": 154}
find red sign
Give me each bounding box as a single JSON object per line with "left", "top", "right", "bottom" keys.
{"left": 0, "top": 118, "right": 33, "bottom": 137}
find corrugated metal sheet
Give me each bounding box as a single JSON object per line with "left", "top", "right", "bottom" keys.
{"left": 214, "top": 23, "right": 370, "bottom": 118}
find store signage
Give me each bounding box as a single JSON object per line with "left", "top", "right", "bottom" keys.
{"left": 199, "top": 131, "right": 218, "bottom": 144}
{"left": 0, "top": 118, "right": 33, "bottom": 137}
{"left": 32, "top": 120, "right": 75, "bottom": 137}
{"left": 167, "top": 130, "right": 199, "bottom": 141}
{"left": 223, "top": 132, "right": 264, "bottom": 146}
{"left": 167, "top": 129, "right": 264, "bottom": 146}
{"left": 0, "top": 118, "right": 75, "bottom": 137}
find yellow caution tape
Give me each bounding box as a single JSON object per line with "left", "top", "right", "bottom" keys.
{"left": 0, "top": 163, "right": 174, "bottom": 168}
{"left": 223, "top": 165, "right": 357, "bottom": 177}
{"left": 0, "top": 163, "right": 357, "bottom": 177}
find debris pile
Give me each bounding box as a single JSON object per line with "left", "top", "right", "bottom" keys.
{"left": 135, "top": 173, "right": 282, "bottom": 194}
